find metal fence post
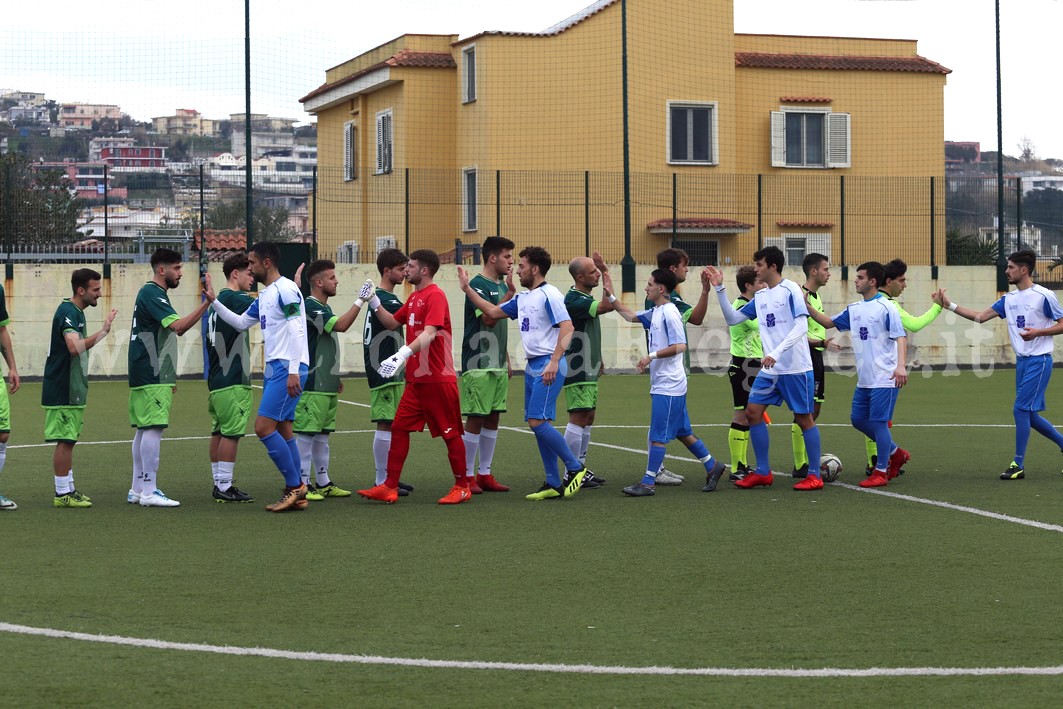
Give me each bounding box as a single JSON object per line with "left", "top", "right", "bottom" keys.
{"left": 103, "top": 164, "right": 110, "bottom": 279}
{"left": 496, "top": 169, "right": 501, "bottom": 237}
{"left": 671, "top": 172, "right": 677, "bottom": 249}
{"left": 404, "top": 167, "right": 410, "bottom": 255}
{"left": 839, "top": 175, "right": 847, "bottom": 280}
{"left": 584, "top": 170, "right": 590, "bottom": 257}
{"left": 756, "top": 174, "right": 763, "bottom": 250}
{"left": 930, "top": 176, "right": 938, "bottom": 280}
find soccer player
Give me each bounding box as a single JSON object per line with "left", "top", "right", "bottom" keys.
{"left": 363, "top": 248, "right": 413, "bottom": 496}
{"left": 127, "top": 248, "right": 212, "bottom": 508}
{"left": 726, "top": 265, "right": 764, "bottom": 481}
{"left": 0, "top": 281, "right": 18, "bottom": 511}
{"left": 295, "top": 259, "right": 361, "bottom": 502}
{"left": 706, "top": 246, "right": 824, "bottom": 491}
{"left": 205, "top": 253, "right": 257, "bottom": 503}
{"left": 460, "top": 236, "right": 516, "bottom": 494}
{"left": 356, "top": 249, "right": 472, "bottom": 505}
{"left": 943, "top": 249, "right": 1063, "bottom": 480}
{"left": 458, "top": 246, "right": 591, "bottom": 501}
{"left": 560, "top": 255, "right": 614, "bottom": 488}
{"left": 791, "top": 253, "right": 840, "bottom": 478}
{"left": 205, "top": 241, "right": 310, "bottom": 512}
{"left": 42, "top": 268, "right": 117, "bottom": 508}
{"left": 606, "top": 269, "right": 726, "bottom": 496}
{"left": 804, "top": 262, "right": 908, "bottom": 487}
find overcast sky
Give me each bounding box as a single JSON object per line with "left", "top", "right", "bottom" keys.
{"left": 3, "top": 0, "right": 1061, "bottom": 159}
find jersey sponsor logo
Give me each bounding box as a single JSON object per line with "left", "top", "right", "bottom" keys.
{"left": 859, "top": 326, "right": 870, "bottom": 341}
{"left": 765, "top": 314, "right": 776, "bottom": 327}
{"left": 1016, "top": 315, "right": 1026, "bottom": 329}
{"left": 521, "top": 317, "right": 530, "bottom": 332}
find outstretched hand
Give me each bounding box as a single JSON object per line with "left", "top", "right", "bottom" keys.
{"left": 703, "top": 265, "right": 724, "bottom": 288}
{"left": 591, "top": 251, "right": 608, "bottom": 273}
{"left": 456, "top": 266, "right": 470, "bottom": 292}
{"left": 358, "top": 279, "right": 375, "bottom": 301}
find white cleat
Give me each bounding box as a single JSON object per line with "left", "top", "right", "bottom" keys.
{"left": 654, "top": 469, "right": 685, "bottom": 486}
{"left": 127, "top": 489, "right": 140, "bottom": 504}
{"left": 0, "top": 494, "right": 17, "bottom": 510}
{"left": 139, "top": 489, "right": 180, "bottom": 507}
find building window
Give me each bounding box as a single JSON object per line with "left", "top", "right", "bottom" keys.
{"left": 343, "top": 121, "right": 357, "bottom": 181}
{"left": 672, "top": 239, "right": 718, "bottom": 267}
{"left": 771, "top": 110, "right": 850, "bottom": 168}
{"left": 764, "top": 233, "right": 832, "bottom": 263}
{"left": 668, "top": 101, "right": 717, "bottom": 165}
{"left": 463, "top": 45, "right": 477, "bottom": 103}
{"left": 463, "top": 168, "right": 477, "bottom": 232}
{"left": 375, "top": 110, "right": 393, "bottom": 175}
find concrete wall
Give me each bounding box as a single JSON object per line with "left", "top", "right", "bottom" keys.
{"left": 3, "top": 263, "right": 1048, "bottom": 380}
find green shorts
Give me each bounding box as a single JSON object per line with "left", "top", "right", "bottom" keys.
{"left": 460, "top": 370, "right": 508, "bottom": 417}
{"left": 564, "top": 382, "right": 599, "bottom": 412}
{"left": 0, "top": 383, "right": 8, "bottom": 432}
{"left": 44, "top": 406, "right": 84, "bottom": 443}
{"left": 294, "top": 391, "right": 338, "bottom": 434}
{"left": 370, "top": 382, "right": 404, "bottom": 423}
{"left": 209, "top": 385, "right": 253, "bottom": 438}
{"left": 128, "top": 384, "right": 173, "bottom": 429}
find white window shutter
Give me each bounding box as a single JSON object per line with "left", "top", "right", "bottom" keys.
{"left": 826, "top": 113, "right": 851, "bottom": 168}
{"left": 770, "top": 111, "right": 787, "bottom": 167}
{"left": 383, "top": 112, "right": 393, "bottom": 173}
{"left": 375, "top": 114, "right": 384, "bottom": 174}
{"left": 343, "top": 122, "right": 355, "bottom": 181}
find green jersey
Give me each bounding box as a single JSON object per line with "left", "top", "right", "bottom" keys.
{"left": 0, "top": 284, "right": 8, "bottom": 329}
{"left": 364, "top": 288, "right": 404, "bottom": 390}
{"left": 462, "top": 274, "right": 509, "bottom": 372}
{"left": 883, "top": 292, "right": 943, "bottom": 333}
{"left": 207, "top": 288, "right": 254, "bottom": 391}
{"left": 645, "top": 290, "right": 694, "bottom": 371}
{"left": 43, "top": 299, "right": 89, "bottom": 407}
{"left": 729, "top": 296, "right": 763, "bottom": 359}
{"left": 128, "top": 282, "right": 180, "bottom": 388}
{"left": 305, "top": 296, "right": 341, "bottom": 393}
{"left": 564, "top": 288, "right": 602, "bottom": 385}
{"left": 804, "top": 287, "right": 826, "bottom": 350}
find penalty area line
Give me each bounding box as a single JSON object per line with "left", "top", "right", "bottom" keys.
{"left": 2, "top": 622, "right": 1062, "bottom": 678}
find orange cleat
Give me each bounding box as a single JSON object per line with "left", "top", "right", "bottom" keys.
{"left": 476, "top": 474, "right": 510, "bottom": 492}
{"left": 860, "top": 471, "right": 889, "bottom": 488}
{"left": 793, "top": 475, "right": 824, "bottom": 491}
{"left": 735, "top": 471, "right": 774, "bottom": 488}
{"left": 438, "top": 485, "right": 473, "bottom": 505}
{"left": 357, "top": 484, "right": 399, "bottom": 504}
{"left": 887, "top": 448, "right": 910, "bottom": 479}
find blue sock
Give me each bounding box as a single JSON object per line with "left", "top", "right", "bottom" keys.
{"left": 801, "top": 425, "right": 821, "bottom": 478}
{"left": 686, "top": 439, "right": 715, "bottom": 474}
{"left": 750, "top": 422, "right": 770, "bottom": 474}
{"left": 285, "top": 437, "right": 302, "bottom": 485}
{"left": 261, "top": 431, "right": 300, "bottom": 486}
{"left": 532, "top": 422, "right": 579, "bottom": 486}
{"left": 643, "top": 445, "right": 667, "bottom": 485}
{"left": 870, "top": 421, "right": 893, "bottom": 471}
{"left": 1030, "top": 412, "right": 1063, "bottom": 450}
{"left": 1014, "top": 407, "right": 1032, "bottom": 467}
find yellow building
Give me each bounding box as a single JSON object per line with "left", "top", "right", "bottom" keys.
{"left": 301, "top": 0, "right": 949, "bottom": 273}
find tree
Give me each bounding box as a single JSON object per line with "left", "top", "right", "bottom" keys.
{"left": 203, "top": 200, "right": 294, "bottom": 241}
{"left": 0, "top": 154, "right": 85, "bottom": 245}
{"left": 1018, "top": 137, "right": 1038, "bottom": 164}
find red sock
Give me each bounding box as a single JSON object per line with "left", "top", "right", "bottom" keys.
{"left": 385, "top": 430, "right": 410, "bottom": 488}
{"left": 445, "top": 436, "right": 468, "bottom": 487}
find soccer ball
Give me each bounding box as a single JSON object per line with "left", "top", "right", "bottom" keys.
{"left": 820, "top": 454, "right": 843, "bottom": 482}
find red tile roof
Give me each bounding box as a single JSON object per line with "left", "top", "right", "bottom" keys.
{"left": 195, "top": 229, "right": 248, "bottom": 252}
{"left": 301, "top": 51, "right": 456, "bottom": 104}
{"left": 777, "top": 221, "right": 835, "bottom": 229}
{"left": 647, "top": 218, "right": 753, "bottom": 232}
{"left": 736, "top": 52, "right": 951, "bottom": 74}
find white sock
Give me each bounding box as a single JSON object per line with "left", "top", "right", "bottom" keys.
{"left": 55, "top": 475, "right": 70, "bottom": 496}
{"left": 373, "top": 431, "right": 391, "bottom": 485}
{"left": 131, "top": 429, "right": 144, "bottom": 493}
{"left": 210, "top": 461, "right": 220, "bottom": 487}
{"left": 565, "top": 423, "right": 584, "bottom": 459}
{"left": 463, "top": 432, "right": 480, "bottom": 477}
{"left": 312, "top": 433, "right": 331, "bottom": 487}
{"left": 140, "top": 428, "right": 163, "bottom": 494}
{"left": 580, "top": 426, "right": 592, "bottom": 465}
{"left": 478, "top": 428, "right": 499, "bottom": 475}
{"left": 216, "top": 461, "right": 234, "bottom": 492}
{"left": 296, "top": 434, "right": 313, "bottom": 486}
{"left": 68, "top": 468, "right": 76, "bottom": 490}
{"left": 0, "top": 442, "right": 6, "bottom": 476}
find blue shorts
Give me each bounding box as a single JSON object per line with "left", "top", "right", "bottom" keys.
{"left": 649, "top": 393, "right": 694, "bottom": 444}
{"left": 748, "top": 370, "right": 815, "bottom": 414}
{"left": 259, "top": 360, "right": 309, "bottom": 422}
{"left": 1015, "top": 354, "right": 1052, "bottom": 412}
{"left": 524, "top": 355, "right": 568, "bottom": 421}
{"left": 850, "top": 387, "right": 899, "bottom": 423}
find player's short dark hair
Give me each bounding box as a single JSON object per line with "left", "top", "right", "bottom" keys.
{"left": 1008, "top": 249, "right": 1037, "bottom": 275}
{"left": 149, "top": 248, "right": 182, "bottom": 270}
{"left": 482, "top": 236, "right": 515, "bottom": 261}
{"left": 753, "top": 245, "right": 785, "bottom": 272}
{"left": 884, "top": 258, "right": 908, "bottom": 282}
{"left": 656, "top": 248, "right": 689, "bottom": 270}
{"left": 71, "top": 268, "right": 101, "bottom": 294}
{"left": 857, "top": 261, "right": 886, "bottom": 289}
{"left": 520, "top": 246, "right": 552, "bottom": 277}
{"left": 222, "top": 252, "right": 249, "bottom": 279}
{"left": 250, "top": 241, "right": 282, "bottom": 268}
{"left": 376, "top": 247, "right": 408, "bottom": 275}
{"left": 408, "top": 249, "right": 440, "bottom": 276}
{"left": 650, "top": 268, "right": 678, "bottom": 293}
{"left": 306, "top": 259, "right": 336, "bottom": 283}
{"left": 736, "top": 265, "right": 757, "bottom": 292}
{"left": 802, "top": 253, "right": 828, "bottom": 277}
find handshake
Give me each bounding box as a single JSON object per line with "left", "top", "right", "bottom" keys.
{"left": 356, "top": 279, "right": 411, "bottom": 378}
{"left": 355, "top": 279, "right": 380, "bottom": 310}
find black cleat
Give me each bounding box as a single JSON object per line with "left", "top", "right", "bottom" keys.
{"left": 791, "top": 463, "right": 809, "bottom": 479}
{"left": 702, "top": 460, "right": 728, "bottom": 492}
{"left": 729, "top": 463, "right": 750, "bottom": 482}
{"left": 622, "top": 482, "right": 655, "bottom": 497}
{"left": 1000, "top": 463, "right": 1025, "bottom": 480}
{"left": 213, "top": 485, "right": 254, "bottom": 503}
{"left": 581, "top": 471, "right": 605, "bottom": 488}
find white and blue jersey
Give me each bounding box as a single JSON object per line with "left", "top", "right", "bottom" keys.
{"left": 991, "top": 285, "right": 1063, "bottom": 358}
{"left": 500, "top": 282, "right": 570, "bottom": 360}
{"left": 737, "top": 279, "right": 812, "bottom": 374}
{"left": 636, "top": 302, "right": 687, "bottom": 396}
{"left": 830, "top": 294, "right": 906, "bottom": 389}
{"left": 212, "top": 276, "right": 309, "bottom": 375}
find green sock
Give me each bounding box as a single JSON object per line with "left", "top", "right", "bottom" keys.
{"left": 791, "top": 422, "right": 808, "bottom": 468}
{"left": 865, "top": 436, "right": 877, "bottom": 468}
{"left": 728, "top": 424, "right": 749, "bottom": 470}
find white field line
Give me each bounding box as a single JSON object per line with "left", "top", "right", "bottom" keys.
{"left": 1, "top": 622, "right": 1061, "bottom": 678}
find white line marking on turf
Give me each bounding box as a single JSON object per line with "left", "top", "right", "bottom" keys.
{"left": 499, "top": 426, "right": 699, "bottom": 464}
{"left": 7, "top": 429, "right": 378, "bottom": 451}
{"left": 588, "top": 423, "right": 1021, "bottom": 429}
{"left": 2, "top": 622, "right": 1062, "bottom": 678}
{"left": 251, "top": 385, "right": 372, "bottom": 408}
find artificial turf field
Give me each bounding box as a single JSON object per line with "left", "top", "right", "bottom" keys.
{"left": 2, "top": 370, "right": 1063, "bottom": 707}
